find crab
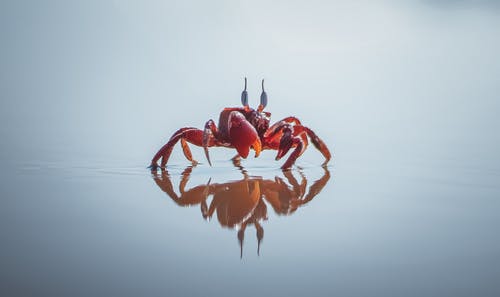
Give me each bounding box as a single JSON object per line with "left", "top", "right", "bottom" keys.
{"left": 150, "top": 78, "right": 331, "bottom": 169}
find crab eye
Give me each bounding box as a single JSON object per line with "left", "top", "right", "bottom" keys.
{"left": 241, "top": 77, "right": 248, "bottom": 107}
{"left": 260, "top": 79, "right": 268, "bottom": 109}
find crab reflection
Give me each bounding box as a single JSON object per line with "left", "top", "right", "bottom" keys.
{"left": 151, "top": 162, "right": 330, "bottom": 258}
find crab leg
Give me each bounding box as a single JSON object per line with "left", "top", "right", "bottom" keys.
{"left": 265, "top": 117, "right": 331, "bottom": 168}
{"left": 264, "top": 116, "right": 304, "bottom": 148}
{"left": 277, "top": 129, "right": 306, "bottom": 170}
{"left": 151, "top": 127, "right": 209, "bottom": 168}
{"left": 203, "top": 119, "right": 219, "bottom": 166}
{"left": 303, "top": 126, "right": 331, "bottom": 165}
{"left": 180, "top": 139, "right": 197, "bottom": 164}
{"left": 265, "top": 117, "right": 302, "bottom": 138}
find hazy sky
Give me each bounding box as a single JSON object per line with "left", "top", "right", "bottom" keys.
{"left": 1, "top": 0, "right": 499, "bottom": 167}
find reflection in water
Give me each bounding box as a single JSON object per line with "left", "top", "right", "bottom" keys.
{"left": 151, "top": 160, "right": 330, "bottom": 258}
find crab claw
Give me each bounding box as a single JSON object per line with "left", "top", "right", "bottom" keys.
{"left": 252, "top": 137, "right": 262, "bottom": 158}
{"left": 228, "top": 111, "right": 261, "bottom": 158}
{"left": 275, "top": 126, "right": 293, "bottom": 160}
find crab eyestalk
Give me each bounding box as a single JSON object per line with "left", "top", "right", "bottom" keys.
{"left": 258, "top": 79, "right": 267, "bottom": 112}
{"left": 241, "top": 77, "right": 249, "bottom": 110}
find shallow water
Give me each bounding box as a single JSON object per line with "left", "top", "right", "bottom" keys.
{"left": 1, "top": 1, "right": 500, "bottom": 296}
{"left": 1, "top": 151, "right": 499, "bottom": 296}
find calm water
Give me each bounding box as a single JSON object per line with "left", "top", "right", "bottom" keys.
{"left": 1, "top": 150, "right": 499, "bottom": 296}
{"left": 1, "top": 1, "right": 500, "bottom": 296}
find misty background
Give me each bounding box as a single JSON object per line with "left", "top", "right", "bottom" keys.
{"left": 1, "top": 0, "right": 499, "bottom": 169}
{"left": 1, "top": 1, "right": 499, "bottom": 296}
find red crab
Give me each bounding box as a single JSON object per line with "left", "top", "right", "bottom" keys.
{"left": 150, "top": 78, "right": 331, "bottom": 169}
